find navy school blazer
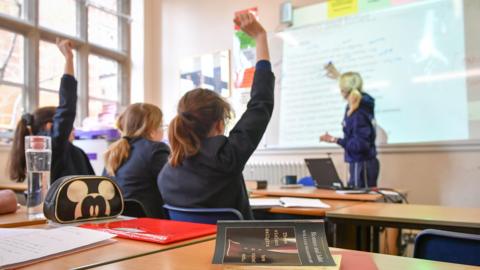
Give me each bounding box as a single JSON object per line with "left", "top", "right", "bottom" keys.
{"left": 104, "top": 138, "right": 170, "bottom": 218}
{"left": 48, "top": 75, "right": 95, "bottom": 183}
{"left": 157, "top": 60, "right": 275, "bottom": 220}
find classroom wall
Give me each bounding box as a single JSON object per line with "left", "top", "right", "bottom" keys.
{"left": 146, "top": 0, "right": 480, "bottom": 208}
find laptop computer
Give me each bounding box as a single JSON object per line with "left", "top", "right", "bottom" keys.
{"left": 304, "top": 158, "right": 365, "bottom": 192}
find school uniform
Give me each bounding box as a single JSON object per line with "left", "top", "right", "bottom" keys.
{"left": 47, "top": 75, "right": 95, "bottom": 183}
{"left": 157, "top": 60, "right": 275, "bottom": 220}
{"left": 104, "top": 138, "right": 170, "bottom": 218}
{"left": 337, "top": 93, "right": 379, "bottom": 188}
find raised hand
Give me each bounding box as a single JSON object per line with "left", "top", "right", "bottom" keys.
{"left": 234, "top": 12, "right": 269, "bottom": 62}
{"left": 234, "top": 12, "right": 266, "bottom": 39}
{"left": 56, "top": 38, "right": 74, "bottom": 59}
{"left": 324, "top": 62, "right": 340, "bottom": 80}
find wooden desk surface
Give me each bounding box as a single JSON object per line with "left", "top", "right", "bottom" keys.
{"left": 266, "top": 199, "right": 363, "bottom": 217}
{"left": 0, "top": 206, "right": 46, "bottom": 228}
{"left": 251, "top": 186, "right": 382, "bottom": 202}
{"left": 326, "top": 203, "right": 480, "bottom": 229}
{"left": 15, "top": 223, "right": 215, "bottom": 270}
{"left": 0, "top": 182, "right": 27, "bottom": 192}
{"left": 93, "top": 240, "right": 478, "bottom": 270}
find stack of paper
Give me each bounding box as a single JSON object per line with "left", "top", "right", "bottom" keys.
{"left": 0, "top": 227, "right": 115, "bottom": 269}
{"left": 249, "top": 197, "right": 331, "bottom": 209}
{"left": 249, "top": 198, "right": 282, "bottom": 208}
{"left": 279, "top": 197, "right": 331, "bottom": 208}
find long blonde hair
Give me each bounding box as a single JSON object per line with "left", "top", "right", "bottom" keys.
{"left": 339, "top": 72, "right": 363, "bottom": 116}
{"left": 104, "top": 103, "right": 163, "bottom": 176}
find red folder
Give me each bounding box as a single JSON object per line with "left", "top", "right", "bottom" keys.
{"left": 80, "top": 218, "right": 216, "bottom": 244}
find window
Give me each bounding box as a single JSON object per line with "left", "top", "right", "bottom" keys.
{"left": 0, "top": 29, "right": 23, "bottom": 129}
{"left": 0, "top": 0, "right": 131, "bottom": 131}
{"left": 0, "top": 0, "right": 23, "bottom": 19}
{"left": 88, "top": 1, "right": 120, "bottom": 50}
{"left": 39, "top": 41, "right": 77, "bottom": 107}
{"left": 88, "top": 55, "right": 119, "bottom": 124}
{"left": 39, "top": 0, "right": 77, "bottom": 36}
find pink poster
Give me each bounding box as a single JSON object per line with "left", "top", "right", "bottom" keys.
{"left": 391, "top": 0, "right": 417, "bottom": 5}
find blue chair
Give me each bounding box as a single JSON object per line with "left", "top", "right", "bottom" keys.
{"left": 298, "top": 176, "right": 315, "bottom": 186}
{"left": 163, "top": 204, "right": 243, "bottom": 224}
{"left": 413, "top": 229, "right": 480, "bottom": 266}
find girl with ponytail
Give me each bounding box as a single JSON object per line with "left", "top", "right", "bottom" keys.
{"left": 158, "top": 13, "right": 274, "bottom": 220}
{"left": 103, "top": 103, "right": 170, "bottom": 218}
{"left": 8, "top": 39, "right": 94, "bottom": 183}
{"left": 321, "top": 66, "right": 379, "bottom": 188}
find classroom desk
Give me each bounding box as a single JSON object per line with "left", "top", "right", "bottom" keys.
{"left": 91, "top": 240, "right": 479, "bottom": 270}
{"left": 15, "top": 223, "right": 216, "bottom": 270}
{"left": 256, "top": 198, "right": 364, "bottom": 217}
{"left": 251, "top": 186, "right": 383, "bottom": 201}
{"left": 0, "top": 206, "right": 46, "bottom": 228}
{"left": 326, "top": 202, "right": 480, "bottom": 234}
{"left": 0, "top": 182, "right": 27, "bottom": 192}
{"left": 326, "top": 202, "right": 480, "bottom": 252}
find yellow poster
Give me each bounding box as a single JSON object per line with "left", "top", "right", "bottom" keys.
{"left": 328, "top": 0, "right": 358, "bottom": 19}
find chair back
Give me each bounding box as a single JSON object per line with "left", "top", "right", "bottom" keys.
{"left": 163, "top": 204, "right": 243, "bottom": 224}
{"left": 123, "top": 199, "right": 148, "bottom": 218}
{"left": 414, "top": 229, "right": 480, "bottom": 266}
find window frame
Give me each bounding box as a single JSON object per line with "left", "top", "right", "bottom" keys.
{"left": 0, "top": 0, "right": 131, "bottom": 124}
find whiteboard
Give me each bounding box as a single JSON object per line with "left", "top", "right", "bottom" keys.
{"left": 259, "top": 0, "right": 480, "bottom": 149}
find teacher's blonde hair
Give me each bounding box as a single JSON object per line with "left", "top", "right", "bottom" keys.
{"left": 339, "top": 72, "right": 363, "bottom": 116}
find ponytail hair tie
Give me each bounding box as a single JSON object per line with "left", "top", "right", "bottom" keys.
{"left": 122, "top": 136, "right": 132, "bottom": 142}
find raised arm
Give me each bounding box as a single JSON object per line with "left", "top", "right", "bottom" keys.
{"left": 226, "top": 13, "right": 274, "bottom": 171}
{"left": 324, "top": 62, "right": 341, "bottom": 80}
{"left": 56, "top": 38, "right": 74, "bottom": 76}
{"left": 51, "top": 39, "right": 77, "bottom": 149}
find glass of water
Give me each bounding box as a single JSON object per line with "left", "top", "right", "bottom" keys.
{"left": 25, "top": 136, "right": 52, "bottom": 218}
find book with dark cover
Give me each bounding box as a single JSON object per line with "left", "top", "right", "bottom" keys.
{"left": 212, "top": 220, "right": 335, "bottom": 266}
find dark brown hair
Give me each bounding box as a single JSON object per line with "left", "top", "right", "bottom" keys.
{"left": 8, "top": 107, "right": 56, "bottom": 182}
{"left": 169, "top": 89, "right": 232, "bottom": 167}
{"left": 104, "top": 103, "right": 163, "bottom": 176}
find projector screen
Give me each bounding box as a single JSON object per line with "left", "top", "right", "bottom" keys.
{"left": 266, "top": 0, "right": 480, "bottom": 148}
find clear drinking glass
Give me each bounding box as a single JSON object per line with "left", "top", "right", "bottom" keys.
{"left": 25, "top": 136, "right": 52, "bottom": 218}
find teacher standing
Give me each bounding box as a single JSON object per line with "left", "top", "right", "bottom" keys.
{"left": 320, "top": 64, "right": 379, "bottom": 188}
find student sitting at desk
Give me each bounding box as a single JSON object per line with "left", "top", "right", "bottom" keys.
{"left": 158, "top": 13, "right": 274, "bottom": 219}
{"left": 8, "top": 39, "right": 94, "bottom": 184}
{"left": 104, "top": 103, "right": 170, "bottom": 218}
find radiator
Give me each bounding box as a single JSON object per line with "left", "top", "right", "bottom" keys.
{"left": 243, "top": 161, "right": 310, "bottom": 185}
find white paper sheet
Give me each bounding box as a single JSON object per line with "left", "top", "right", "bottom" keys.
{"left": 0, "top": 228, "right": 43, "bottom": 239}
{"left": 0, "top": 226, "right": 115, "bottom": 269}
{"left": 249, "top": 198, "right": 283, "bottom": 208}
{"left": 279, "top": 197, "right": 331, "bottom": 208}
{"left": 249, "top": 197, "right": 331, "bottom": 209}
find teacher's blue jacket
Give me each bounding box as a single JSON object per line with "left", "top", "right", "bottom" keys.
{"left": 337, "top": 93, "right": 377, "bottom": 163}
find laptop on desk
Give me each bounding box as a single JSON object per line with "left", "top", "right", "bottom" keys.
{"left": 304, "top": 158, "right": 367, "bottom": 193}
